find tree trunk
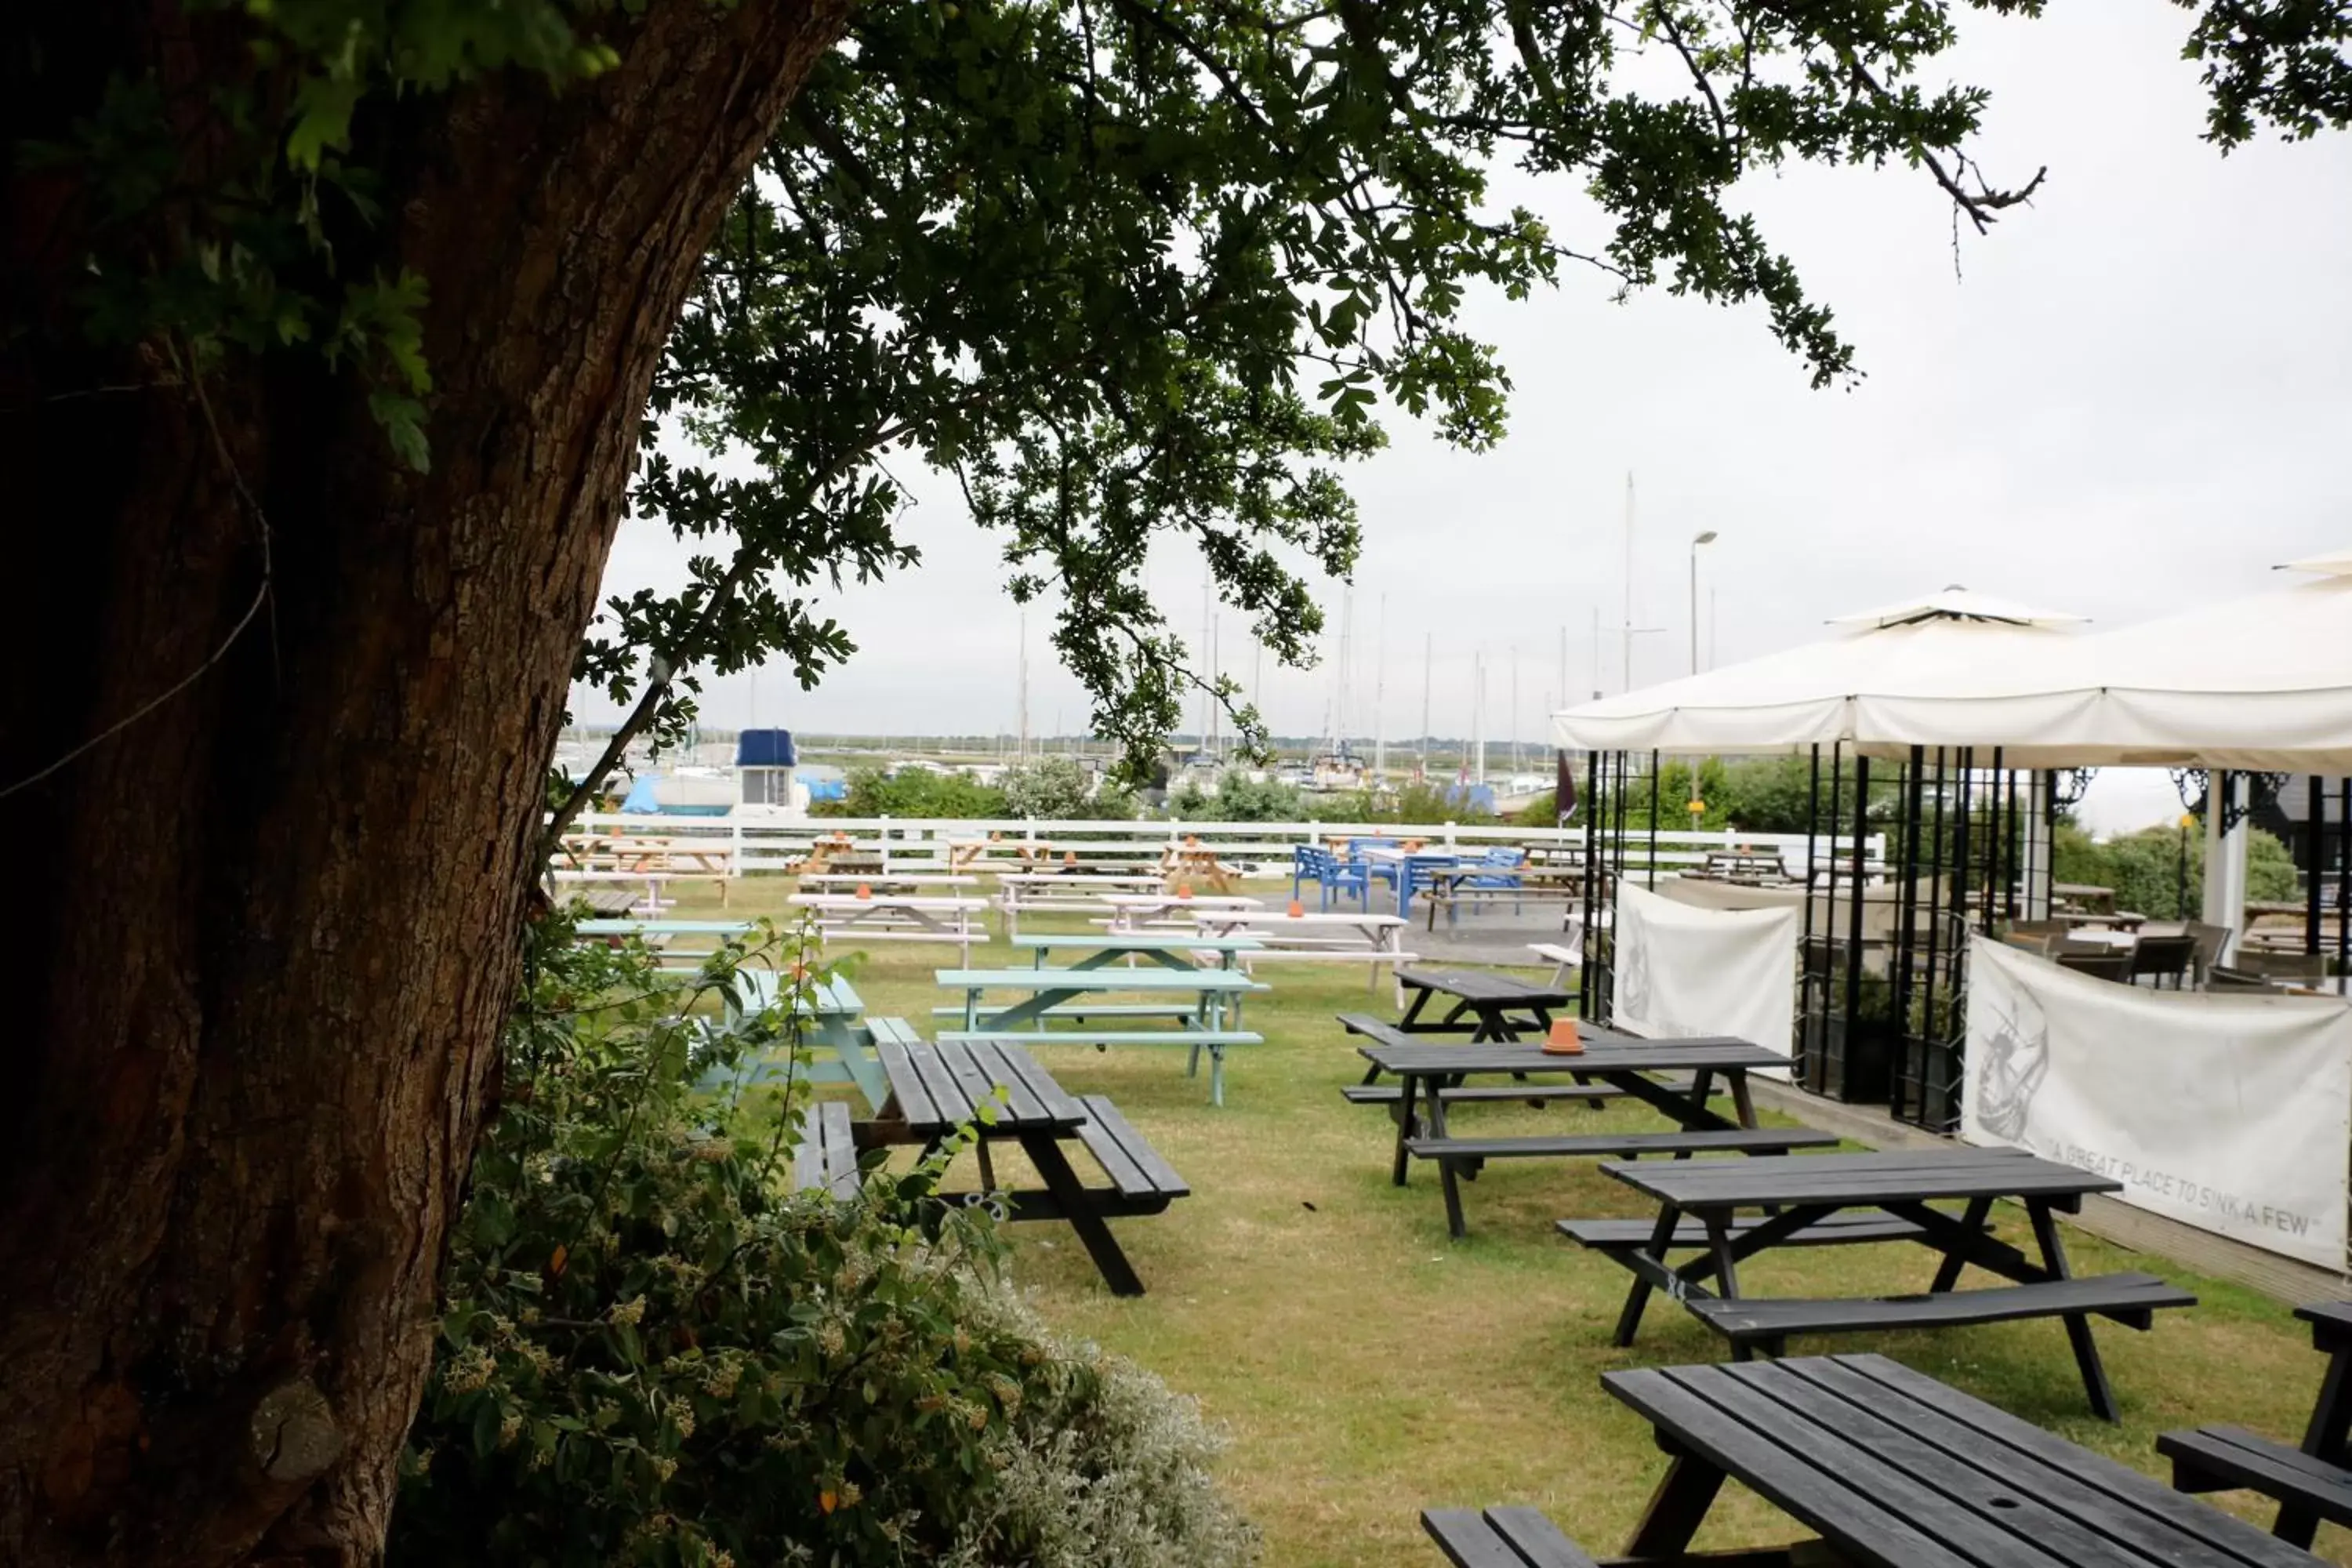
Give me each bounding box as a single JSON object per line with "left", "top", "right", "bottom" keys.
{"left": 0, "top": 4, "right": 854, "bottom": 1563}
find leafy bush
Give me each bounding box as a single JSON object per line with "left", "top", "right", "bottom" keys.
{"left": 1171, "top": 770, "right": 1304, "bottom": 822}
{"left": 826, "top": 763, "right": 1011, "bottom": 818}
{"left": 390, "top": 920, "right": 1254, "bottom": 1567}
{"left": 1004, "top": 756, "right": 1137, "bottom": 819}
{"left": 2053, "top": 820, "right": 2299, "bottom": 920}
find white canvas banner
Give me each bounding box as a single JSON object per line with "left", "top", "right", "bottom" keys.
{"left": 1613, "top": 883, "right": 1798, "bottom": 1072}
{"left": 1963, "top": 934, "right": 2352, "bottom": 1270}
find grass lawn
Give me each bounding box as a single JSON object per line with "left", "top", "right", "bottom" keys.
{"left": 657, "top": 873, "right": 2350, "bottom": 1566}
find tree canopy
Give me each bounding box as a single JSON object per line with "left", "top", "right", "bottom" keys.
{"left": 559, "top": 0, "right": 2345, "bottom": 818}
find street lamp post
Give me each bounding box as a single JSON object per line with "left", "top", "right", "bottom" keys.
{"left": 1689, "top": 530, "right": 1718, "bottom": 675}
{"left": 1687, "top": 530, "right": 1718, "bottom": 822}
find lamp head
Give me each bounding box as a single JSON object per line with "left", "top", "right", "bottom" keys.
{"left": 1692, "top": 530, "right": 1719, "bottom": 546}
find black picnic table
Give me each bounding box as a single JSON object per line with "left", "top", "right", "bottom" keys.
{"left": 1357, "top": 1034, "right": 1808, "bottom": 1238}
{"left": 1424, "top": 1352, "right": 2324, "bottom": 1568}
{"left": 863, "top": 1035, "right": 1185, "bottom": 1297}
{"left": 1393, "top": 967, "right": 1575, "bottom": 1040}
{"left": 2165, "top": 1301, "right": 2352, "bottom": 1546}
{"left": 1585, "top": 1145, "right": 2196, "bottom": 1420}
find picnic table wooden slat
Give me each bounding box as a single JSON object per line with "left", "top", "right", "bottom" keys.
{"left": 1362, "top": 1040, "right": 1779, "bottom": 1075}
{"left": 937, "top": 1040, "right": 1010, "bottom": 1125}
{"left": 1601, "top": 1364, "right": 1980, "bottom": 1568}
{"left": 909, "top": 1044, "right": 974, "bottom": 1128}
{"left": 984, "top": 1039, "right": 1087, "bottom": 1126}
{"left": 875, "top": 1040, "right": 939, "bottom": 1128}
{"left": 938, "top": 967, "right": 1258, "bottom": 991}
{"left": 1831, "top": 1357, "right": 2320, "bottom": 1566}
{"left": 1789, "top": 1359, "right": 2310, "bottom": 1568}
{"left": 1603, "top": 1150, "right": 2117, "bottom": 1209}
{"left": 1671, "top": 1363, "right": 2105, "bottom": 1568}
{"left": 964, "top": 1038, "right": 1046, "bottom": 1124}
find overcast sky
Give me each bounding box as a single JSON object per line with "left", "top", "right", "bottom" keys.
{"left": 581, "top": 6, "right": 2351, "bottom": 833}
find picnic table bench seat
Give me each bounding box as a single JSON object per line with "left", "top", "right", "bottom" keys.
{"left": 1405, "top": 1127, "right": 1837, "bottom": 1163}
{"left": 2161, "top": 1300, "right": 2352, "bottom": 1547}
{"left": 1558, "top": 1211, "right": 1928, "bottom": 1252}
{"left": 1688, "top": 1271, "right": 2196, "bottom": 1357}
{"left": 1072, "top": 1094, "right": 1189, "bottom": 1206}
{"left": 939, "top": 1028, "right": 1261, "bottom": 1050}
{"left": 1340, "top": 1081, "right": 1634, "bottom": 1108}
{"left": 1421, "top": 1507, "right": 1599, "bottom": 1568}
{"left": 932, "top": 1002, "right": 1206, "bottom": 1020}
{"left": 790, "top": 1102, "right": 862, "bottom": 1200}
{"left": 2161, "top": 1428, "right": 2352, "bottom": 1544}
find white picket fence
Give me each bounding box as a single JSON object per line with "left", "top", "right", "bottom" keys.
{"left": 561, "top": 811, "right": 1883, "bottom": 883}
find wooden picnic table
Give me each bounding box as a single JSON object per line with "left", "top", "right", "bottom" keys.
{"left": 1425, "top": 1351, "right": 2323, "bottom": 1568}
{"left": 1420, "top": 864, "right": 1584, "bottom": 930}
{"left": 786, "top": 891, "right": 986, "bottom": 964}
{"left": 993, "top": 872, "right": 1167, "bottom": 938}
{"left": 935, "top": 964, "right": 1264, "bottom": 1105}
{"left": 862, "top": 1033, "right": 1185, "bottom": 1296}
{"left": 2165, "top": 1300, "right": 2352, "bottom": 1548}
{"left": 1394, "top": 967, "right": 1574, "bottom": 1042}
{"left": 1587, "top": 1145, "right": 2195, "bottom": 1419}
{"left": 1098, "top": 891, "right": 1261, "bottom": 932}
{"left": 1191, "top": 908, "right": 1417, "bottom": 998}
{"left": 1160, "top": 841, "right": 1242, "bottom": 893}
{"left": 1359, "top": 1033, "right": 1809, "bottom": 1239}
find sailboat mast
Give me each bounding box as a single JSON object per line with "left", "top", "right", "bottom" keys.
{"left": 1372, "top": 593, "right": 1388, "bottom": 782}
{"left": 1419, "top": 633, "right": 1432, "bottom": 779}
{"left": 1621, "top": 470, "right": 1636, "bottom": 695}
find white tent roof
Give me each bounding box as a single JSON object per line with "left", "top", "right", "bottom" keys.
{"left": 1549, "top": 587, "right": 2085, "bottom": 757}
{"left": 1857, "top": 557, "right": 2352, "bottom": 771}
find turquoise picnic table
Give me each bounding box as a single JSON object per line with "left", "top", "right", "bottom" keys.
{"left": 576, "top": 917, "right": 756, "bottom": 961}
{"left": 699, "top": 970, "right": 889, "bottom": 1110}
{"left": 1007, "top": 931, "right": 1263, "bottom": 970}
{"left": 934, "top": 964, "right": 1266, "bottom": 1105}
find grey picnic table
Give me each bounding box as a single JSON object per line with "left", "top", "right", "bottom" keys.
{"left": 863, "top": 1033, "right": 1187, "bottom": 1296}
{"left": 1393, "top": 967, "right": 1575, "bottom": 1041}
{"left": 1423, "top": 1352, "right": 2322, "bottom": 1568}
{"left": 1585, "top": 1145, "right": 2196, "bottom": 1420}
{"left": 1356, "top": 1033, "right": 1820, "bottom": 1238}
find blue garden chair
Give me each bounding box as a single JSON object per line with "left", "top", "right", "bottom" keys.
{"left": 1352, "top": 837, "right": 1400, "bottom": 895}
{"left": 1462, "top": 846, "right": 1526, "bottom": 917}
{"left": 1398, "top": 853, "right": 1455, "bottom": 921}
{"left": 1320, "top": 851, "right": 1370, "bottom": 911}
{"left": 1291, "top": 845, "right": 1326, "bottom": 903}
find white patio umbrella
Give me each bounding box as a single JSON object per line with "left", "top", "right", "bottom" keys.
{"left": 1859, "top": 552, "right": 2352, "bottom": 772}
{"left": 1548, "top": 587, "right": 2087, "bottom": 757}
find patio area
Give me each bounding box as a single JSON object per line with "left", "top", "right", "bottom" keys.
{"left": 654, "top": 873, "right": 2350, "bottom": 1566}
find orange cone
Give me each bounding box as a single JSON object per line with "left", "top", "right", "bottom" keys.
{"left": 1287, "top": 898, "right": 1305, "bottom": 918}
{"left": 1176, "top": 882, "right": 1193, "bottom": 900}
{"left": 1542, "top": 1017, "right": 1584, "bottom": 1056}
{"left": 855, "top": 884, "right": 873, "bottom": 900}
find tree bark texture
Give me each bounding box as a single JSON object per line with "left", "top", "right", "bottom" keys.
{"left": 0, "top": 3, "right": 855, "bottom": 1562}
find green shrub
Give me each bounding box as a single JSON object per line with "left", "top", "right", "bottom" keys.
{"left": 1004, "top": 756, "right": 1137, "bottom": 819}
{"left": 2052, "top": 820, "right": 2299, "bottom": 920}
{"left": 1186, "top": 770, "right": 1305, "bottom": 822}
{"left": 390, "top": 920, "right": 1254, "bottom": 1567}
{"left": 826, "top": 764, "right": 1010, "bottom": 818}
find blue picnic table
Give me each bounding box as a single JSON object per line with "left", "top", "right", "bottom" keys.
{"left": 934, "top": 964, "right": 1265, "bottom": 1105}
